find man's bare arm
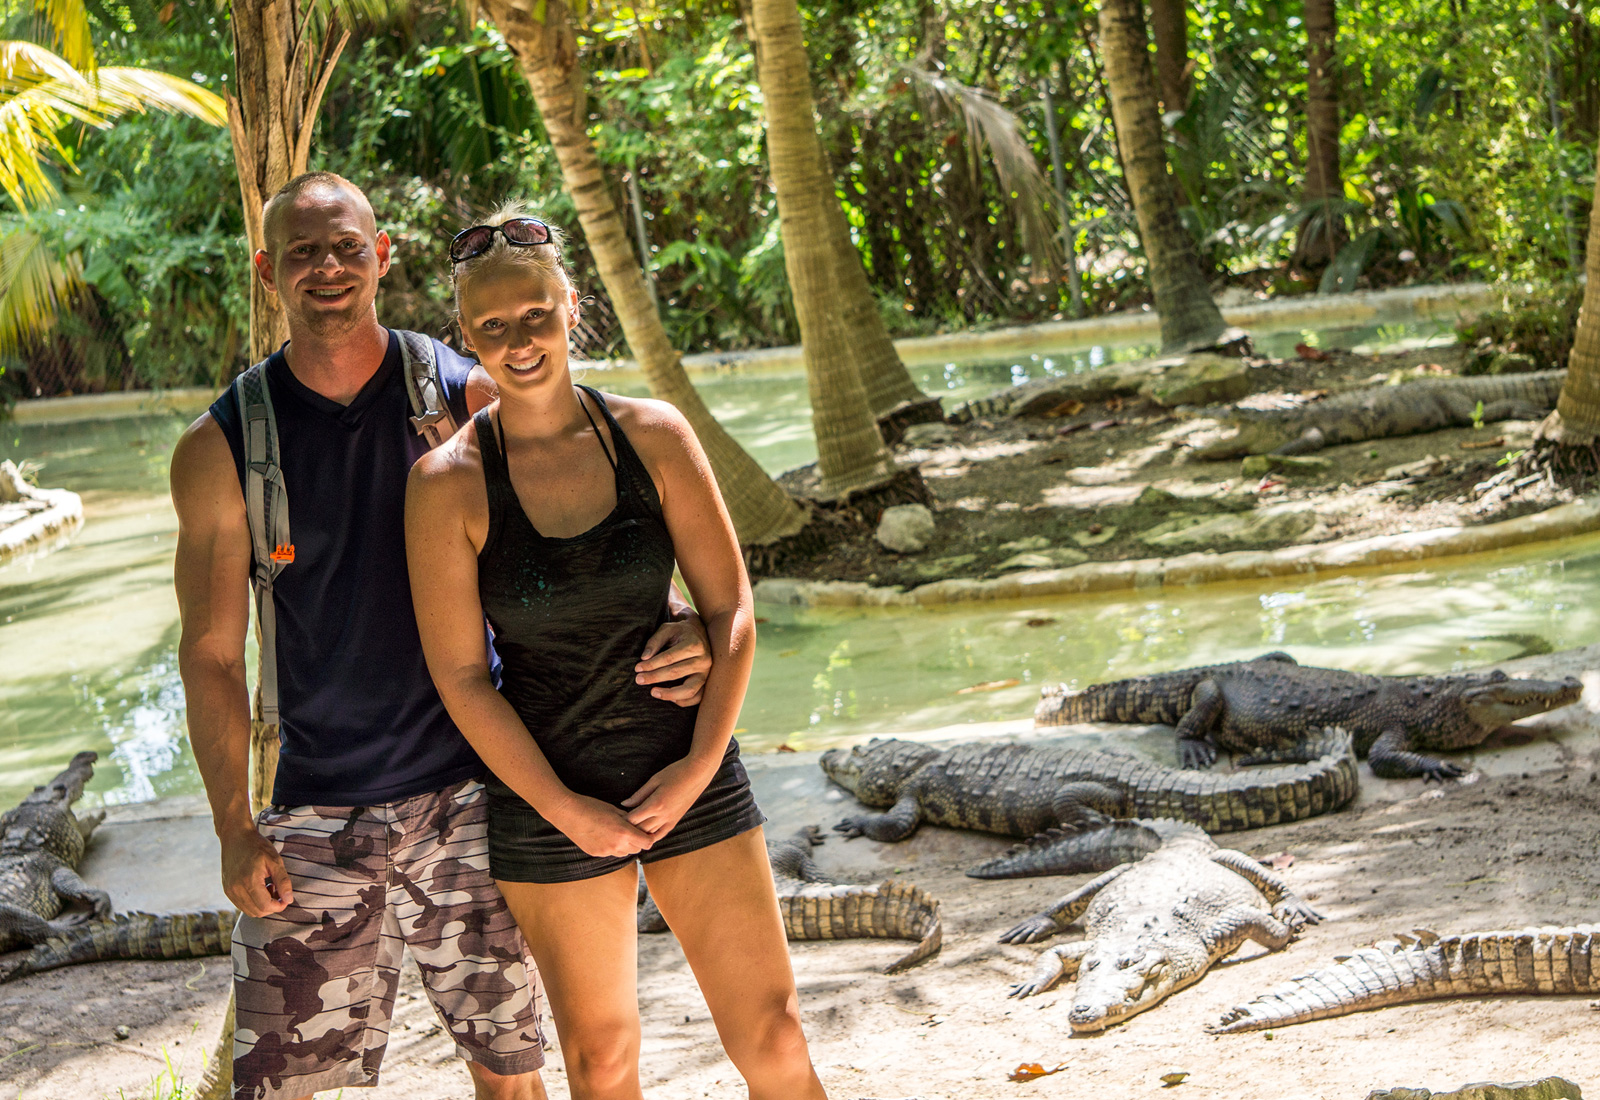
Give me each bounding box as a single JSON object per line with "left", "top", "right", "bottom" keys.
{"left": 171, "top": 413, "right": 293, "bottom": 917}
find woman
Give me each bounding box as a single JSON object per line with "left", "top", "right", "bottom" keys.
{"left": 405, "top": 205, "right": 829, "bottom": 1100}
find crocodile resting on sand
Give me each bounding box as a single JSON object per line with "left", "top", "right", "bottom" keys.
{"left": 637, "top": 827, "right": 941, "bottom": 973}
{"left": 820, "top": 729, "right": 1357, "bottom": 872}
{"left": 1195, "top": 370, "right": 1566, "bottom": 458}
{"left": 0, "top": 752, "right": 112, "bottom": 951}
{"left": 995, "top": 819, "right": 1319, "bottom": 1032}
{"left": 0, "top": 752, "right": 237, "bottom": 982}
{"left": 1035, "top": 652, "right": 1583, "bottom": 781}
{"left": 1211, "top": 923, "right": 1598, "bottom": 1033}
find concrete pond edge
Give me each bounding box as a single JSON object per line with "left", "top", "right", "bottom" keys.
{"left": 754, "top": 493, "right": 1600, "bottom": 608}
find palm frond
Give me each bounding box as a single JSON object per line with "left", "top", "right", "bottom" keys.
{"left": 0, "top": 43, "right": 226, "bottom": 211}
{"left": 903, "top": 65, "right": 1063, "bottom": 284}
{"left": 0, "top": 224, "right": 83, "bottom": 355}
{"left": 31, "top": 0, "right": 95, "bottom": 72}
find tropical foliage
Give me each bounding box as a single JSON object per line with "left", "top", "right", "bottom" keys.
{"left": 4, "top": 0, "right": 1600, "bottom": 401}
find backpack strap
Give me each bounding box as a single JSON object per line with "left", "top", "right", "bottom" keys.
{"left": 232, "top": 360, "right": 293, "bottom": 727}
{"left": 397, "top": 330, "right": 458, "bottom": 448}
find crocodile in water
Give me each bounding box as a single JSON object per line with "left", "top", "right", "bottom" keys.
{"left": 996, "top": 818, "right": 1319, "bottom": 1032}
{"left": 1210, "top": 924, "right": 1598, "bottom": 1033}
{"left": 820, "top": 728, "right": 1357, "bottom": 873}
{"left": 1035, "top": 652, "right": 1582, "bottom": 780}
{"left": 638, "top": 827, "right": 941, "bottom": 973}
{"left": 1195, "top": 370, "right": 1566, "bottom": 459}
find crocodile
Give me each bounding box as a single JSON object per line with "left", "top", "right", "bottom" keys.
{"left": 1210, "top": 923, "right": 1598, "bottom": 1033}
{"left": 1034, "top": 652, "right": 1583, "bottom": 780}
{"left": 1194, "top": 370, "right": 1566, "bottom": 459}
{"left": 1, "top": 908, "right": 238, "bottom": 982}
{"left": 820, "top": 728, "right": 1357, "bottom": 872}
{"left": 0, "top": 752, "right": 112, "bottom": 951}
{"left": 995, "top": 818, "right": 1319, "bottom": 1031}
{"left": 638, "top": 827, "right": 942, "bottom": 973}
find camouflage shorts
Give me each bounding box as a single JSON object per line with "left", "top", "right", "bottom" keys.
{"left": 232, "top": 779, "right": 546, "bottom": 1100}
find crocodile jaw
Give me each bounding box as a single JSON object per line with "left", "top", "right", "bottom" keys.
{"left": 819, "top": 747, "right": 861, "bottom": 794}
{"left": 1066, "top": 946, "right": 1182, "bottom": 1033}
{"left": 1462, "top": 675, "right": 1583, "bottom": 731}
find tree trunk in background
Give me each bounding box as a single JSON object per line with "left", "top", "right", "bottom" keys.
{"left": 1542, "top": 142, "right": 1600, "bottom": 446}
{"left": 748, "top": 0, "right": 902, "bottom": 495}
{"left": 479, "top": 0, "right": 807, "bottom": 545}
{"left": 1298, "top": 0, "right": 1345, "bottom": 267}
{"left": 226, "top": 0, "right": 348, "bottom": 365}
{"left": 1098, "top": 0, "right": 1228, "bottom": 352}
{"left": 1148, "top": 0, "right": 1191, "bottom": 115}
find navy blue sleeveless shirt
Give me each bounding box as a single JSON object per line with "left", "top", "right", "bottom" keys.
{"left": 209, "top": 331, "right": 486, "bottom": 807}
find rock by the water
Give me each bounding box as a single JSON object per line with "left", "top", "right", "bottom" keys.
{"left": 995, "top": 548, "right": 1089, "bottom": 572}
{"left": 0, "top": 459, "right": 83, "bottom": 564}
{"left": 998, "top": 535, "right": 1051, "bottom": 553}
{"left": 876, "top": 504, "right": 936, "bottom": 553}
{"left": 1138, "top": 503, "right": 1319, "bottom": 550}
{"left": 1365, "top": 1078, "right": 1583, "bottom": 1100}
{"left": 901, "top": 422, "right": 955, "bottom": 447}
{"left": 1139, "top": 354, "right": 1253, "bottom": 408}
{"left": 1072, "top": 525, "right": 1118, "bottom": 546}
{"left": 1241, "top": 453, "right": 1333, "bottom": 477}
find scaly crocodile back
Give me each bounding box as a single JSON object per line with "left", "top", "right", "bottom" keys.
{"left": 1036, "top": 654, "right": 1298, "bottom": 727}
{"left": 0, "top": 909, "right": 238, "bottom": 983}
{"left": 1209, "top": 923, "right": 1598, "bottom": 1033}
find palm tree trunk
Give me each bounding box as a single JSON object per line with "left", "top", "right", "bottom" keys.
{"left": 478, "top": 0, "right": 807, "bottom": 544}
{"left": 1297, "top": 0, "right": 1345, "bottom": 267}
{"left": 1098, "top": 0, "right": 1228, "bottom": 352}
{"left": 226, "top": 0, "right": 347, "bottom": 364}
{"left": 748, "top": 0, "right": 907, "bottom": 495}
{"left": 1148, "top": 0, "right": 1191, "bottom": 116}
{"left": 1544, "top": 142, "right": 1600, "bottom": 446}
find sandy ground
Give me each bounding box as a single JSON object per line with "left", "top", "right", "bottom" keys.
{"left": 5, "top": 647, "right": 1600, "bottom": 1099}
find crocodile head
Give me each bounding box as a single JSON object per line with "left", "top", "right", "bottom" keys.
{"left": 1, "top": 751, "right": 98, "bottom": 860}
{"left": 1067, "top": 936, "right": 1193, "bottom": 1033}
{"left": 820, "top": 740, "right": 941, "bottom": 807}
{"left": 1451, "top": 671, "right": 1583, "bottom": 732}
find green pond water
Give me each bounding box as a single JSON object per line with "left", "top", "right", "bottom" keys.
{"left": 6, "top": 316, "right": 1536, "bottom": 811}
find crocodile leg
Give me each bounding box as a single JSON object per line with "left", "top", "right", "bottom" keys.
{"left": 1048, "top": 782, "right": 1125, "bottom": 826}
{"left": 1273, "top": 426, "right": 1326, "bottom": 455}
{"left": 998, "top": 864, "right": 1131, "bottom": 944}
{"left": 968, "top": 818, "right": 1165, "bottom": 880}
{"left": 0, "top": 902, "right": 58, "bottom": 945}
{"left": 75, "top": 808, "right": 104, "bottom": 842}
{"left": 1174, "top": 679, "right": 1225, "bottom": 769}
{"left": 50, "top": 867, "right": 111, "bottom": 921}
{"left": 834, "top": 787, "right": 925, "bottom": 841}
{"left": 1009, "top": 940, "right": 1091, "bottom": 999}
{"left": 1199, "top": 903, "right": 1297, "bottom": 959}
{"left": 1367, "top": 729, "right": 1465, "bottom": 781}
{"left": 1208, "top": 849, "right": 1321, "bottom": 926}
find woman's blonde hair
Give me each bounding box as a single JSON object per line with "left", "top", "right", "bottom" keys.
{"left": 451, "top": 200, "right": 573, "bottom": 316}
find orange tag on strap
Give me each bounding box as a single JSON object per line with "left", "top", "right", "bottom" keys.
{"left": 270, "top": 544, "right": 295, "bottom": 563}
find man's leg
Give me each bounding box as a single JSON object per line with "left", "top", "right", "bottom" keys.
{"left": 232, "top": 803, "right": 396, "bottom": 1100}
{"left": 390, "top": 781, "right": 548, "bottom": 1095}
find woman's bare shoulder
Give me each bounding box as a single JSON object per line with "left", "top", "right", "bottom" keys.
{"left": 409, "top": 411, "right": 489, "bottom": 496}
{"left": 597, "top": 392, "right": 694, "bottom": 454}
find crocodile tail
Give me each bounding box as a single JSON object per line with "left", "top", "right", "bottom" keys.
{"left": 1160, "top": 728, "right": 1359, "bottom": 834}
{"left": 1208, "top": 924, "right": 1598, "bottom": 1034}
{"left": 966, "top": 818, "right": 1177, "bottom": 879}
{"left": 778, "top": 881, "right": 943, "bottom": 974}
{"left": 0, "top": 909, "right": 238, "bottom": 983}
{"left": 1035, "top": 673, "right": 1201, "bottom": 727}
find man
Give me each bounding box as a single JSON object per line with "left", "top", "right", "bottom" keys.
{"left": 171, "top": 172, "right": 711, "bottom": 1100}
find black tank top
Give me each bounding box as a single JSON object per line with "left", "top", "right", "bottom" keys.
{"left": 475, "top": 387, "right": 699, "bottom": 806}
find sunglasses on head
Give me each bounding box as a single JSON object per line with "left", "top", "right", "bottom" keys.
{"left": 449, "top": 217, "right": 555, "bottom": 264}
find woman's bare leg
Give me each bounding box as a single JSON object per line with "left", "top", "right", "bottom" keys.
{"left": 643, "top": 828, "right": 828, "bottom": 1100}
{"left": 496, "top": 868, "right": 643, "bottom": 1100}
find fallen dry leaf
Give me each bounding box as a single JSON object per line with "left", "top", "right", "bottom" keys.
{"left": 774, "top": 743, "right": 797, "bottom": 753}
{"left": 1009, "top": 1062, "right": 1069, "bottom": 1082}
{"left": 1460, "top": 436, "right": 1507, "bottom": 450}
{"left": 1261, "top": 852, "right": 1295, "bottom": 870}
{"left": 957, "top": 678, "right": 1022, "bottom": 694}
{"left": 1161, "top": 1071, "right": 1190, "bottom": 1087}
{"left": 1418, "top": 361, "right": 1448, "bottom": 372}
{"left": 1045, "top": 399, "right": 1085, "bottom": 418}
{"left": 1103, "top": 396, "right": 1125, "bottom": 412}
{"left": 1294, "top": 342, "right": 1330, "bottom": 361}
{"left": 1024, "top": 617, "right": 1057, "bottom": 628}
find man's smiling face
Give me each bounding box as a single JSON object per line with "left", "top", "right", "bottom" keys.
{"left": 256, "top": 183, "right": 390, "bottom": 340}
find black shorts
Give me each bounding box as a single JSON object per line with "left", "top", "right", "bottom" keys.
{"left": 486, "top": 741, "right": 766, "bottom": 883}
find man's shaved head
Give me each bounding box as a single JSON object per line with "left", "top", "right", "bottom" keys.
{"left": 261, "top": 172, "right": 376, "bottom": 257}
